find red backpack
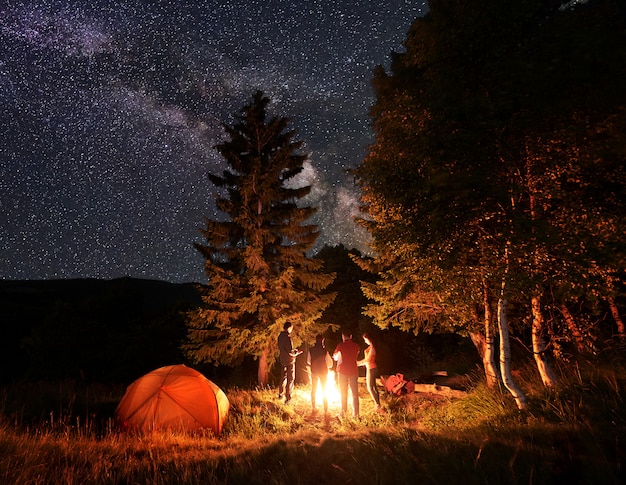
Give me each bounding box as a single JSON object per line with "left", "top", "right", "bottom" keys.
{"left": 382, "top": 373, "right": 415, "bottom": 395}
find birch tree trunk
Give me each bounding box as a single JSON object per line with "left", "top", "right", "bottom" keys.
{"left": 475, "top": 246, "right": 500, "bottom": 388}
{"left": 469, "top": 330, "right": 487, "bottom": 364}
{"left": 525, "top": 171, "right": 557, "bottom": 387}
{"left": 470, "top": 329, "right": 500, "bottom": 389}
{"left": 498, "top": 294, "right": 527, "bottom": 409}
{"left": 531, "top": 294, "right": 558, "bottom": 388}
{"left": 497, "top": 246, "right": 527, "bottom": 410}
{"left": 482, "top": 279, "right": 500, "bottom": 388}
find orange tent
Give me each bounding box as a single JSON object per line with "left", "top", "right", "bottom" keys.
{"left": 115, "top": 364, "right": 229, "bottom": 434}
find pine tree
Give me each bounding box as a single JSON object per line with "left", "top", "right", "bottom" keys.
{"left": 185, "top": 91, "right": 335, "bottom": 385}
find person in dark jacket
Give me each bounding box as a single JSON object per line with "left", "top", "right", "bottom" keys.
{"left": 307, "top": 334, "right": 333, "bottom": 414}
{"left": 278, "top": 321, "right": 301, "bottom": 403}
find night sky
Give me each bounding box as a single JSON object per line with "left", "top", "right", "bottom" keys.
{"left": 1, "top": 0, "right": 427, "bottom": 283}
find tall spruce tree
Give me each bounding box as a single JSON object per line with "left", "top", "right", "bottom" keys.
{"left": 185, "top": 91, "right": 335, "bottom": 385}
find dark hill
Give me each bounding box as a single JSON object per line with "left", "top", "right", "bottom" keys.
{"left": 0, "top": 277, "right": 202, "bottom": 383}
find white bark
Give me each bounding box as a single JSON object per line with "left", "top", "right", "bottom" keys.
{"left": 474, "top": 261, "right": 500, "bottom": 388}
{"left": 470, "top": 331, "right": 499, "bottom": 388}
{"left": 482, "top": 283, "right": 500, "bottom": 388}
{"left": 497, "top": 246, "right": 527, "bottom": 410}
{"left": 531, "top": 295, "right": 558, "bottom": 388}
{"left": 498, "top": 295, "right": 527, "bottom": 410}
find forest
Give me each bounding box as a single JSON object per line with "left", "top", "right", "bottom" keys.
{"left": 354, "top": 0, "right": 626, "bottom": 407}
{"left": 183, "top": 0, "right": 626, "bottom": 409}
{"left": 1, "top": 1, "right": 625, "bottom": 483}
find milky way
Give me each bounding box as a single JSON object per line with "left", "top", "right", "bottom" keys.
{"left": 0, "top": 0, "right": 427, "bottom": 283}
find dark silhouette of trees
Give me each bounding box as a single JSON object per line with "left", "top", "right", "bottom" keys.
{"left": 2, "top": 278, "right": 197, "bottom": 382}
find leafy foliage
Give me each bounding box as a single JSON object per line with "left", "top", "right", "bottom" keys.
{"left": 354, "top": 0, "right": 626, "bottom": 351}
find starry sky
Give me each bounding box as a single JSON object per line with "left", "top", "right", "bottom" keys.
{"left": 1, "top": 0, "right": 427, "bottom": 283}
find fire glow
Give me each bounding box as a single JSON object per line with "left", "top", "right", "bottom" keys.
{"left": 319, "top": 370, "right": 341, "bottom": 407}
{"left": 292, "top": 370, "right": 344, "bottom": 413}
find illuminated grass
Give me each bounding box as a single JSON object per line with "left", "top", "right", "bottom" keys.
{"left": 1, "top": 362, "right": 624, "bottom": 484}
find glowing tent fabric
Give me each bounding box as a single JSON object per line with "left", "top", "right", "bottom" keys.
{"left": 115, "top": 364, "right": 229, "bottom": 434}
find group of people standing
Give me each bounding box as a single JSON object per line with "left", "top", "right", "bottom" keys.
{"left": 277, "top": 322, "right": 382, "bottom": 418}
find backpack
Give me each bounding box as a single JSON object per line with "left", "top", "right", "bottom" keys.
{"left": 383, "top": 373, "right": 415, "bottom": 395}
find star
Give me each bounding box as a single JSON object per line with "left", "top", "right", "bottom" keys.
{"left": 0, "top": 0, "right": 427, "bottom": 282}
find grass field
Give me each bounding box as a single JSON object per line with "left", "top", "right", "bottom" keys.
{"left": 1, "top": 357, "right": 624, "bottom": 484}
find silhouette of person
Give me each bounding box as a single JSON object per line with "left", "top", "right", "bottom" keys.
{"left": 278, "top": 321, "right": 301, "bottom": 403}
{"left": 307, "top": 334, "right": 333, "bottom": 414}
{"left": 333, "top": 330, "right": 360, "bottom": 418}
